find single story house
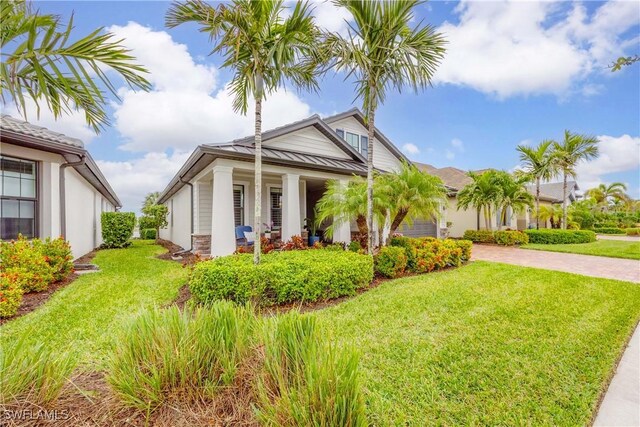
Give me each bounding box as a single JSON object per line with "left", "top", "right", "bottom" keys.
{"left": 158, "top": 108, "right": 443, "bottom": 256}
{"left": 0, "top": 115, "right": 121, "bottom": 259}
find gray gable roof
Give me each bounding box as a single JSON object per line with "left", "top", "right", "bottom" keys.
{"left": 528, "top": 181, "right": 579, "bottom": 203}
{"left": 1, "top": 115, "right": 84, "bottom": 148}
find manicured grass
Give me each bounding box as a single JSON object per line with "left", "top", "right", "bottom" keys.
{"left": 0, "top": 241, "right": 187, "bottom": 367}
{"left": 523, "top": 239, "right": 640, "bottom": 260}
{"left": 314, "top": 262, "right": 640, "bottom": 425}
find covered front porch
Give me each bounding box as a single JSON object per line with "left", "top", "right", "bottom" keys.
{"left": 189, "top": 158, "right": 353, "bottom": 256}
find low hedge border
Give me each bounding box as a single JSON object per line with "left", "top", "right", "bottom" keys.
{"left": 524, "top": 229, "right": 596, "bottom": 244}
{"left": 388, "top": 237, "right": 472, "bottom": 277}
{"left": 593, "top": 227, "right": 625, "bottom": 235}
{"left": 140, "top": 228, "right": 157, "bottom": 240}
{"left": 463, "top": 230, "right": 528, "bottom": 246}
{"left": 624, "top": 228, "right": 640, "bottom": 236}
{"left": 462, "top": 230, "right": 495, "bottom": 244}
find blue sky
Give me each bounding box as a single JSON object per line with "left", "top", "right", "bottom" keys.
{"left": 10, "top": 1, "right": 640, "bottom": 212}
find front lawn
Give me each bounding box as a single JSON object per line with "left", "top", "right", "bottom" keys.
{"left": 315, "top": 261, "right": 640, "bottom": 425}
{"left": 523, "top": 239, "right": 640, "bottom": 260}
{"left": 0, "top": 240, "right": 187, "bottom": 367}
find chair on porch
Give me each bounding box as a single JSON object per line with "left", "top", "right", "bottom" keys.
{"left": 235, "top": 225, "right": 254, "bottom": 247}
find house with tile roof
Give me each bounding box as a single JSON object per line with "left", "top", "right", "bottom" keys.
{"left": 0, "top": 115, "right": 121, "bottom": 258}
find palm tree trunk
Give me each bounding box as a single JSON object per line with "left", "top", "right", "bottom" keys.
{"left": 253, "top": 75, "right": 263, "bottom": 265}
{"left": 562, "top": 172, "right": 568, "bottom": 230}
{"left": 535, "top": 177, "right": 540, "bottom": 230}
{"left": 356, "top": 215, "right": 367, "bottom": 235}
{"left": 387, "top": 208, "right": 409, "bottom": 243}
{"left": 366, "top": 99, "right": 376, "bottom": 254}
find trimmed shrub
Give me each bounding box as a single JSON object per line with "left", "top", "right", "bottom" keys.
{"left": 0, "top": 273, "right": 24, "bottom": 318}
{"left": 189, "top": 250, "right": 373, "bottom": 306}
{"left": 324, "top": 242, "right": 345, "bottom": 251}
{"left": 101, "top": 212, "right": 135, "bottom": 248}
{"left": 256, "top": 312, "right": 366, "bottom": 426}
{"left": 107, "top": 303, "right": 254, "bottom": 410}
{"left": 137, "top": 215, "right": 155, "bottom": 231}
{"left": 463, "top": 230, "right": 496, "bottom": 244}
{"left": 348, "top": 241, "right": 362, "bottom": 253}
{"left": 140, "top": 228, "right": 157, "bottom": 240}
{"left": 389, "top": 237, "right": 471, "bottom": 274}
{"left": 0, "top": 337, "right": 77, "bottom": 406}
{"left": 0, "top": 236, "right": 54, "bottom": 292}
{"left": 33, "top": 237, "right": 73, "bottom": 281}
{"left": 593, "top": 227, "right": 625, "bottom": 235}
{"left": 494, "top": 230, "right": 529, "bottom": 246}
{"left": 524, "top": 229, "right": 596, "bottom": 244}
{"left": 457, "top": 239, "right": 473, "bottom": 262}
{"left": 625, "top": 228, "right": 640, "bottom": 236}
{"left": 374, "top": 246, "right": 408, "bottom": 278}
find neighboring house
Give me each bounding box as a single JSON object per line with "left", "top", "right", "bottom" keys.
{"left": 518, "top": 181, "right": 578, "bottom": 229}
{"left": 158, "top": 108, "right": 441, "bottom": 256}
{"left": 0, "top": 115, "right": 121, "bottom": 259}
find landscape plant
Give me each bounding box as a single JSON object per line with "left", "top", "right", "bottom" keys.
{"left": 140, "top": 204, "right": 168, "bottom": 240}
{"left": 626, "top": 228, "right": 640, "bottom": 236}
{"left": 32, "top": 237, "right": 73, "bottom": 282}
{"left": 374, "top": 246, "right": 408, "bottom": 278}
{"left": 101, "top": 212, "right": 136, "bottom": 248}
{"left": 0, "top": 274, "right": 24, "bottom": 318}
{"left": 0, "top": 235, "right": 54, "bottom": 292}
{"left": 524, "top": 229, "right": 596, "bottom": 244}
{"left": 462, "top": 229, "right": 496, "bottom": 244}
{"left": 494, "top": 230, "right": 529, "bottom": 246}
{"left": 516, "top": 140, "right": 557, "bottom": 229}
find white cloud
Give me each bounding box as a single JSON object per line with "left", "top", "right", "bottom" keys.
{"left": 435, "top": 0, "right": 640, "bottom": 98}
{"left": 311, "top": 0, "right": 353, "bottom": 36}
{"left": 444, "top": 138, "right": 464, "bottom": 160}
{"left": 451, "top": 138, "right": 464, "bottom": 152}
{"left": 108, "top": 22, "right": 313, "bottom": 153}
{"left": 97, "top": 151, "right": 191, "bottom": 213}
{"left": 402, "top": 143, "right": 420, "bottom": 155}
{"left": 576, "top": 134, "right": 640, "bottom": 190}
{"left": 3, "top": 98, "right": 96, "bottom": 145}
{"left": 445, "top": 150, "right": 455, "bottom": 160}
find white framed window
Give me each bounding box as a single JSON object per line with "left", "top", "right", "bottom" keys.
{"left": 233, "top": 184, "right": 244, "bottom": 226}
{"left": 269, "top": 187, "right": 282, "bottom": 230}
{"left": 1, "top": 155, "right": 37, "bottom": 240}
{"left": 336, "top": 128, "right": 368, "bottom": 157}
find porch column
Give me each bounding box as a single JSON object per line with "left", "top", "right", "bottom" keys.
{"left": 211, "top": 166, "right": 236, "bottom": 257}
{"left": 332, "top": 179, "right": 352, "bottom": 244}
{"left": 282, "top": 173, "right": 301, "bottom": 241}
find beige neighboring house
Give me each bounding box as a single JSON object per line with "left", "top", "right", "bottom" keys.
{"left": 0, "top": 115, "right": 121, "bottom": 259}
{"left": 158, "top": 109, "right": 442, "bottom": 256}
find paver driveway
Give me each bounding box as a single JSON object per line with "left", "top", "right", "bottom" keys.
{"left": 472, "top": 244, "right": 640, "bottom": 283}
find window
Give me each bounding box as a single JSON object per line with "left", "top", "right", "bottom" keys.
{"left": 1, "top": 156, "right": 37, "bottom": 240}
{"left": 361, "top": 135, "right": 368, "bottom": 158}
{"left": 336, "top": 128, "right": 368, "bottom": 157}
{"left": 345, "top": 132, "right": 360, "bottom": 151}
{"left": 233, "top": 184, "right": 244, "bottom": 226}
{"left": 336, "top": 128, "right": 344, "bottom": 138}
{"left": 270, "top": 187, "right": 282, "bottom": 229}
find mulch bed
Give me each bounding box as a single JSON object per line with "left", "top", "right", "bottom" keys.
{"left": 0, "top": 250, "right": 98, "bottom": 325}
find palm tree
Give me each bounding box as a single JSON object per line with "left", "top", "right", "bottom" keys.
{"left": 533, "top": 205, "right": 563, "bottom": 229}
{"left": 494, "top": 172, "right": 533, "bottom": 230}
{"left": 166, "top": 0, "right": 320, "bottom": 264}
{"left": 377, "top": 162, "right": 447, "bottom": 242}
{"left": 516, "top": 140, "right": 557, "bottom": 229}
{"left": 552, "top": 131, "right": 599, "bottom": 229}
{"left": 457, "top": 171, "right": 502, "bottom": 231}
{"left": 585, "top": 182, "right": 628, "bottom": 211}
{"left": 323, "top": 0, "right": 446, "bottom": 254}
{"left": 1, "top": 0, "right": 150, "bottom": 132}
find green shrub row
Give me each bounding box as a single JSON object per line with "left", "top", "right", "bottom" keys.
{"left": 626, "top": 228, "right": 640, "bottom": 236}
{"left": 140, "top": 228, "right": 157, "bottom": 240}
{"left": 462, "top": 230, "right": 496, "bottom": 244}
{"left": 0, "top": 236, "right": 73, "bottom": 317}
{"left": 494, "top": 230, "right": 529, "bottom": 246}
{"left": 387, "top": 237, "right": 472, "bottom": 277}
{"left": 101, "top": 212, "right": 135, "bottom": 248}
{"left": 189, "top": 250, "right": 373, "bottom": 306}
{"left": 524, "top": 229, "right": 596, "bottom": 244}
{"left": 374, "top": 246, "right": 408, "bottom": 278}
{"left": 593, "top": 227, "right": 625, "bottom": 235}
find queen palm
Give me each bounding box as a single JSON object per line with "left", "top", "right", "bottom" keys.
{"left": 494, "top": 172, "right": 534, "bottom": 230}
{"left": 323, "top": 0, "right": 446, "bottom": 254}
{"left": 586, "top": 182, "right": 628, "bottom": 211}
{"left": 457, "top": 171, "right": 503, "bottom": 231}
{"left": 1, "top": 0, "right": 150, "bottom": 131}
{"left": 166, "top": 0, "right": 320, "bottom": 264}
{"left": 516, "top": 140, "right": 557, "bottom": 229}
{"left": 553, "top": 131, "right": 599, "bottom": 229}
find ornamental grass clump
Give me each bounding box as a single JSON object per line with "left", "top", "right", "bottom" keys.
{"left": 256, "top": 312, "right": 366, "bottom": 426}
{"left": 0, "top": 337, "right": 76, "bottom": 406}
{"left": 106, "top": 303, "right": 254, "bottom": 411}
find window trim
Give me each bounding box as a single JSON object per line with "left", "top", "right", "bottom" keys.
{"left": 232, "top": 183, "right": 246, "bottom": 227}
{"left": 0, "top": 154, "right": 39, "bottom": 240}
{"left": 267, "top": 185, "right": 283, "bottom": 230}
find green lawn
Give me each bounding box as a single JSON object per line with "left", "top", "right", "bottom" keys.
{"left": 315, "top": 262, "right": 640, "bottom": 425}
{"left": 0, "top": 240, "right": 187, "bottom": 367}
{"left": 523, "top": 239, "right": 640, "bottom": 260}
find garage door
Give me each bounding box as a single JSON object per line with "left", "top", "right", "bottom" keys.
{"left": 399, "top": 219, "right": 438, "bottom": 238}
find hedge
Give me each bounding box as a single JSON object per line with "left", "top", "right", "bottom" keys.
{"left": 389, "top": 236, "right": 472, "bottom": 273}
{"left": 101, "top": 212, "right": 135, "bottom": 248}
{"left": 462, "top": 230, "right": 496, "bottom": 244}
{"left": 189, "top": 250, "right": 373, "bottom": 306}
{"left": 374, "top": 246, "right": 408, "bottom": 278}
{"left": 593, "top": 227, "right": 625, "bottom": 235}
{"left": 138, "top": 215, "right": 155, "bottom": 231}
{"left": 524, "top": 229, "right": 596, "bottom": 244}
{"left": 494, "top": 230, "right": 529, "bottom": 246}
{"left": 0, "top": 273, "right": 24, "bottom": 318}
{"left": 625, "top": 228, "right": 640, "bottom": 236}
{"left": 140, "top": 228, "right": 157, "bottom": 240}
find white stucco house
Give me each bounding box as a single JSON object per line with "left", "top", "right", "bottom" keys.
{"left": 158, "top": 109, "right": 441, "bottom": 256}
{"left": 0, "top": 115, "right": 120, "bottom": 259}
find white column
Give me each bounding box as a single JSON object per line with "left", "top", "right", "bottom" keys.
{"left": 41, "top": 162, "right": 60, "bottom": 238}
{"left": 211, "top": 166, "right": 236, "bottom": 257}
{"left": 282, "top": 173, "right": 301, "bottom": 241}
{"left": 332, "top": 179, "right": 352, "bottom": 244}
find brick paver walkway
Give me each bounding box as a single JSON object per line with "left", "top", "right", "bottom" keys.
{"left": 471, "top": 245, "right": 640, "bottom": 283}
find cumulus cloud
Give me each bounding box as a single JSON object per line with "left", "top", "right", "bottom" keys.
{"left": 576, "top": 134, "right": 640, "bottom": 190}
{"left": 451, "top": 138, "right": 464, "bottom": 152}
{"left": 402, "top": 143, "right": 420, "bottom": 155}
{"left": 109, "top": 22, "right": 313, "bottom": 153}
{"left": 311, "top": 0, "right": 353, "bottom": 36}
{"left": 435, "top": 0, "right": 640, "bottom": 98}
{"left": 444, "top": 138, "right": 465, "bottom": 160}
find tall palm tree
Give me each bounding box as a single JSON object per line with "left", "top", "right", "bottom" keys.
{"left": 1, "top": 0, "right": 150, "bottom": 132}
{"left": 552, "top": 131, "right": 599, "bottom": 229}
{"left": 494, "top": 172, "right": 534, "bottom": 230}
{"left": 516, "top": 140, "right": 557, "bottom": 229}
{"left": 533, "top": 204, "right": 563, "bottom": 229}
{"left": 377, "top": 162, "right": 447, "bottom": 241}
{"left": 166, "top": 0, "right": 320, "bottom": 264}
{"left": 586, "top": 182, "right": 628, "bottom": 211}
{"left": 323, "top": 0, "right": 446, "bottom": 254}
{"left": 457, "top": 171, "right": 502, "bottom": 231}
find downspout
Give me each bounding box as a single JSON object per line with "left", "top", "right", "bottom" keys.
{"left": 60, "top": 155, "right": 86, "bottom": 238}
{"left": 172, "top": 176, "right": 194, "bottom": 255}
